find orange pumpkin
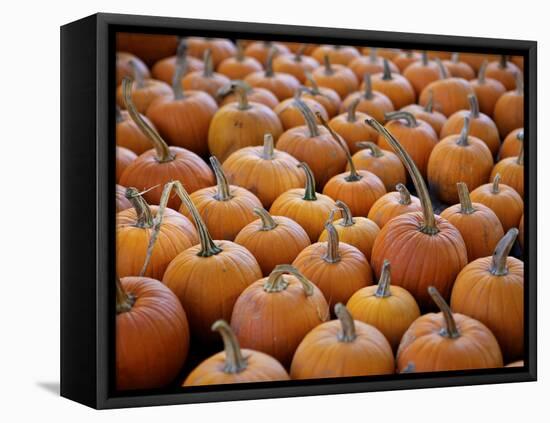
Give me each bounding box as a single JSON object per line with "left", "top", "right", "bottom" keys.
{"left": 428, "top": 115, "right": 494, "bottom": 204}
{"left": 400, "top": 89, "right": 447, "bottom": 136}
{"left": 367, "top": 183, "right": 422, "bottom": 229}
{"left": 116, "top": 107, "right": 157, "bottom": 155}
{"left": 461, "top": 53, "right": 498, "bottom": 73}
{"left": 219, "top": 84, "right": 279, "bottom": 109}
{"left": 274, "top": 90, "right": 328, "bottom": 131}
{"left": 234, "top": 208, "right": 311, "bottom": 276}
{"left": 217, "top": 40, "right": 263, "bottom": 80}
{"left": 491, "top": 138, "right": 524, "bottom": 197}
{"left": 119, "top": 78, "right": 214, "bottom": 209}
{"left": 116, "top": 33, "right": 178, "bottom": 66}
{"left": 442, "top": 53, "right": 475, "bottom": 80}
{"left": 244, "top": 41, "right": 290, "bottom": 66}
{"left": 183, "top": 320, "right": 289, "bottom": 385}
{"left": 162, "top": 181, "right": 262, "bottom": 345}
{"left": 363, "top": 47, "right": 401, "bottom": 61}
{"left": 485, "top": 55, "right": 522, "bottom": 91}
{"left": 451, "top": 228, "right": 524, "bottom": 361}
{"left": 290, "top": 303, "right": 394, "bottom": 378}
{"left": 308, "top": 54, "right": 359, "bottom": 99}
{"left": 311, "top": 45, "right": 360, "bottom": 66}
{"left": 500, "top": 128, "right": 524, "bottom": 159}
{"left": 403, "top": 51, "right": 445, "bottom": 96}
{"left": 371, "top": 59, "right": 415, "bottom": 109}
{"left": 116, "top": 277, "right": 189, "bottom": 390}
{"left": 393, "top": 50, "right": 422, "bottom": 72}
{"left": 230, "top": 265, "right": 329, "bottom": 366}
{"left": 341, "top": 73, "right": 395, "bottom": 123}
{"left": 302, "top": 72, "right": 342, "bottom": 118}
{"left": 185, "top": 37, "right": 237, "bottom": 68}
{"left": 150, "top": 40, "right": 204, "bottom": 85}
{"left": 115, "top": 184, "right": 132, "bottom": 212}
{"left": 369, "top": 118, "right": 468, "bottom": 308}
{"left": 348, "top": 48, "right": 399, "bottom": 81}
{"left": 469, "top": 60, "right": 506, "bottom": 117}
{"left": 319, "top": 200, "right": 380, "bottom": 262}
{"left": 347, "top": 260, "right": 420, "bottom": 350}
{"left": 397, "top": 286, "right": 503, "bottom": 371}
{"left": 440, "top": 182, "right": 504, "bottom": 261}
{"left": 494, "top": 73, "right": 524, "bottom": 138}
{"left": 273, "top": 46, "right": 320, "bottom": 83}
{"left": 182, "top": 49, "right": 230, "bottom": 101}
{"left": 116, "top": 146, "right": 137, "bottom": 183}
{"left": 470, "top": 173, "right": 524, "bottom": 232}
{"left": 116, "top": 52, "right": 149, "bottom": 86}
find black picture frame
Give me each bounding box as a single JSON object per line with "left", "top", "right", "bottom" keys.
{"left": 60, "top": 12, "right": 537, "bottom": 409}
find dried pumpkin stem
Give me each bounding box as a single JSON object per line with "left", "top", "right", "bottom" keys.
{"left": 375, "top": 260, "right": 392, "bottom": 298}
{"left": 382, "top": 59, "right": 392, "bottom": 80}
{"left": 235, "top": 40, "right": 245, "bottom": 61}
{"left": 122, "top": 78, "right": 174, "bottom": 162}
{"left": 499, "top": 55, "right": 507, "bottom": 69}
{"left": 385, "top": 111, "right": 418, "bottom": 128}
{"left": 203, "top": 49, "right": 214, "bottom": 77}
{"left": 347, "top": 98, "right": 360, "bottom": 122}
{"left": 457, "top": 182, "right": 475, "bottom": 215}
{"left": 517, "top": 130, "right": 524, "bottom": 165}
{"left": 421, "top": 51, "right": 429, "bottom": 66}
{"left": 230, "top": 81, "right": 250, "bottom": 110}
{"left": 265, "top": 48, "right": 276, "bottom": 77}
{"left": 298, "top": 162, "right": 317, "bottom": 201}
{"left": 363, "top": 73, "right": 374, "bottom": 100}
{"left": 435, "top": 58, "right": 449, "bottom": 79}
{"left": 456, "top": 115, "right": 471, "bottom": 147}
{"left": 212, "top": 320, "right": 247, "bottom": 373}
{"left": 262, "top": 133, "right": 275, "bottom": 160}
{"left": 335, "top": 200, "right": 355, "bottom": 226}
{"left": 115, "top": 278, "right": 135, "bottom": 313}
{"left": 125, "top": 187, "right": 154, "bottom": 228}
{"left": 335, "top": 303, "right": 357, "bottom": 342}
{"left": 323, "top": 219, "right": 341, "bottom": 263}
{"left": 264, "top": 264, "right": 314, "bottom": 295}
{"left": 369, "top": 47, "right": 377, "bottom": 63}
{"left": 323, "top": 54, "right": 334, "bottom": 75}
{"left": 254, "top": 207, "right": 277, "bottom": 231}
{"left": 357, "top": 141, "right": 384, "bottom": 158}
{"left": 424, "top": 90, "right": 434, "bottom": 113}
{"left": 468, "top": 94, "right": 480, "bottom": 119}
{"left": 305, "top": 71, "right": 320, "bottom": 94}
{"left": 129, "top": 59, "right": 145, "bottom": 89}
{"left": 515, "top": 72, "right": 524, "bottom": 94}
{"left": 172, "top": 40, "right": 188, "bottom": 99}
{"left": 396, "top": 183, "right": 412, "bottom": 205}
{"left": 210, "top": 156, "right": 233, "bottom": 201}
{"left": 491, "top": 173, "right": 501, "bottom": 194}
{"left": 428, "top": 286, "right": 460, "bottom": 339}
{"left": 478, "top": 60, "right": 488, "bottom": 84}
{"left": 490, "top": 228, "right": 519, "bottom": 276}
{"left": 451, "top": 52, "right": 459, "bottom": 64}
{"left": 367, "top": 119, "right": 438, "bottom": 234}
{"left": 294, "top": 97, "right": 320, "bottom": 137}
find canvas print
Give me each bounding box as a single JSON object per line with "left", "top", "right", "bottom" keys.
{"left": 114, "top": 33, "right": 525, "bottom": 392}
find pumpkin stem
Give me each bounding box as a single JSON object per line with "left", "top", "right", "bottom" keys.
{"left": 375, "top": 260, "right": 392, "bottom": 298}
{"left": 235, "top": 40, "right": 245, "bottom": 61}
{"left": 347, "top": 97, "right": 360, "bottom": 122}
{"left": 122, "top": 78, "right": 174, "bottom": 162}
{"left": 385, "top": 111, "right": 418, "bottom": 128}
{"left": 356, "top": 141, "right": 384, "bottom": 158}
{"left": 515, "top": 72, "right": 524, "bottom": 94}
{"left": 451, "top": 52, "right": 459, "bottom": 64}
{"left": 382, "top": 59, "right": 392, "bottom": 81}
{"left": 424, "top": 89, "right": 435, "bottom": 113}
{"left": 401, "top": 362, "right": 416, "bottom": 373}
{"left": 456, "top": 115, "right": 471, "bottom": 147}
{"left": 367, "top": 118, "right": 438, "bottom": 234}
{"left": 435, "top": 58, "right": 449, "bottom": 79}
{"left": 230, "top": 80, "right": 251, "bottom": 110}
{"left": 294, "top": 97, "right": 320, "bottom": 137}
{"left": 172, "top": 40, "right": 188, "bottom": 99}
{"left": 212, "top": 320, "right": 247, "bottom": 373}
{"left": 203, "top": 49, "right": 214, "bottom": 77}
{"left": 305, "top": 71, "right": 320, "bottom": 94}
{"left": 363, "top": 73, "right": 374, "bottom": 100}
{"left": 264, "top": 264, "right": 314, "bottom": 295}
{"left": 457, "top": 182, "right": 475, "bottom": 214}
{"left": 129, "top": 59, "right": 145, "bottom": 89}
{"left": 421, "top": 51, "right": 429, "bottom": 66}
{"left": 299, "top": 162, "right": 317, "bottom": 201}
{"left": 294, "top": 44, "right": 306, "bottom": 62}
{"left": 492, "top": 173, "right": 501, "bottom": 194}
{"left": 323, "top": 218, "right": 341, "bottom": 263}
{"left": 478, "top": 60, "right": 488, "bottom": 84}
{"left": 323, "top": 54, "right": 334, "bottom": 76}
{"left": 210, "top": 156, "right": 233, "bottom": 201}
{"left": 499, "top": 55, "right": 508, "bottom": 69}
{"left": 334, "top": 303, "right": 357, "bottom": 343}
{"left": 335, "top": 200, "right": 355, "bottom": 226}
{"left": 396, "top": 183, "right": 412, "bottom": 205}
{"left": 517, "top": 130, "right": 524, "bottom": 165}
{"left": 490, "top": 228, "right": 519, "bottom": 276}
{"left": 265, "top": 48, "right": 276, "bottom": 77}
{"left": 262, "top": 133, "right": 275, "bottom": 160}
{"left": 125, "top": 187, "right": 154, "bottom": 228}
{"left": 468, "top": 94, "right": 480, "bottom": 119}
{"left": 254, "top": 207, "right": 277, "bottom": 231}
{"left": 171, "top": 180, "right": 223, "bottom": 257}
{"left": 115, "top": 278, "right": 135, "bottom": 313}
{"left": 428, "top": 286, "right": 460, "bottom": 339}
{"left": 369, "top": 47, "right": 377, "bottom": 63}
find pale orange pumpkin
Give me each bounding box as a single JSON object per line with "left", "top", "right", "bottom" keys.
{"left": 217, "top": 40, "right": 263, "bottom": 80}
{"left": 341, "top": 73, "right": 395, "bottom": 123}
{"left": 442, "top": 53, "right": 475, "bottom": 80}
{"left": 371, "top": 59, "right": 415, "bottom": 109}
{"left": 400, "top": 89, "right": 447, "bottom": 136}
{"left": 500, "top": 128, "right": 524, "bottom": 159}
{"left": 302, "top": 72, "right": 342, "bottom": 118}
{"left": 244, "top": 41, "right": 290, "bottom": 66}
{"left": 403, "top": 51, "right": 445, "bottom": 97}
{"left": 308, "top": 54, "right": 359, "bottom": 99}
{"left": 219, "top": 84, "right": 279, "bottom": 109}
{"left": 367, "top": 183, "right": 422, "bottom": 229}
{"left": 273, "top": 45, "right": 320, "bottom": 83}
{"left": 274, "top": 89, "right": 328, "bottom": 131}
{"left": 393, "top": 50, "right": 422, "bottom": 72}
{"left": 486, "top": 55, "right": 523, "bottom": 91}
{"left": 182, "top": 49, "right": 230, "bottom": 101}
{"left": 185, "top": 37, "right": 237, "bottom": 68}
{"left": 312, "top": 45, "right": 360, "bottom": 66}
{"left": 494, "top": 73, "right": 524, "bottom": 138}
{"left": 348, "top": 48, "right": 399, "bottom": 81}
{"left": 469, "top": 60, "right": 506, "bottom": 117}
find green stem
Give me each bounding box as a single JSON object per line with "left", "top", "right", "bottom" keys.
{"left": 468, "top": 94, "right": 480, "bottom": 119}
{"left": 335, "top": 200, "right": 355, "bottom": 227}
{"left": 334, "top": 303, "right": 357, "bottom": 343}
{"left": 211, "top": 320, "right": 247, "bottom": 373}
{"left": 428, "top": 286, "right": 460, "bottom": 339}
{"left": 457, "top": 182, "right": 475, "bottom": 214}
{"left": 262, "top": 133, "right": 275, "bottom": 159}
{"left": 456, "top": 115, "right": 471, "bottom": 146}
{"left": 254, "top": 207, "right": 277, "bottom": 231}
{"left": 396, "top": 183, "right": 412, "bottom": 205}
{"left": 116, "top": 278, "right": 135, "bottom": 314}
{"left": 363, "top": 73, "right": 374, "bottom": 100}
{"left": 125, "top": 187, "right": 154, "bottom": 228}
{"left": 375, "top": 260, "right": 391, "bottom": 298}
{"left": 263, "top": 264, "right": 314, "bottom": 295}
{"left": 385, "top": 111, "right": 418, "bottom": 128}
{"left": 294, "top": 97, "right": 320, "bottom": 137}
{"left": 210, "top": 156, "right": 233, "bottom": 201}
{"left": 357, "top": 141, "right": 384, "bottom": 158}
{"left": 490, "top": 228, "right": 519, "bottom": 276}
{"left": 203, "top": 49, "right": 214, "bottom": 77}
{"left": 323, "top": 219, "right": 341, "bottom": 263}
{"left": 299, "top": 162, "right": 317, "bottom": 201}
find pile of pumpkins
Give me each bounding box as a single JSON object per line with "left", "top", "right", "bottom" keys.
{"left": 115, "top": 34, "right": 525, "bottom": 391}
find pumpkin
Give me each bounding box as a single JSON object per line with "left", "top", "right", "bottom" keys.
{"left": 341, "top": 73, "right": 394, "bottom": 123}
{"left": 116, "top": 146, "right": 137, "bottom": 183}
{"left": 150, "top": 40, "right": 204, "bottom": 85}
{"left": 116, "top": 276, "right": 189, "bottom": 390}
{"left": 222, "top": 133, "right": 305, "bottom": 208}
{"left": 208, "top": 81, "right": 284, "bottom": 162}
{"left": 180, "top": 156, "right": 262, "bottom": 241}
{"left": 377, "top": 111, "right": 438, "bottom": 178}
{"left": 230, "top": 264, "right": 329, "bottom": 366}
{"left": 461, "top": 53, "right": 498, "bottom": 73}
{"left": 470, "top": 173, "right": 524, "bottom": 232}
{"left": 319, "top": 114, "right": 387, "bottom": 217}
{"left": 311, "top": 44, "right": 360, "bottom": 66}
{"left": 145, "top": 52, "right": 218, "bottom": 156}
{"left": 469, "top": 60, "right": 507, "bottom": 117}
{"left": 116, "top": 106, "right": 157, "bottom": 155}
{"left": 318, "top": 201, "right": 380, "bottom": 262}
{"left": 115, "top": 61, "right": 172, "bottom": 114}
{"left": 442, "top": 53, "right": 475, "bottom": 80}
{"left": 115, "top": 184, "right": 132, "bottom": 212}
{"left": 274, "top": 89, "right": 328, "bottom": 130}
{"left": 328, "top": 98, "right": 379, "bottom": 154}
{"left": 371, "top": 59, "right": 415, "bottom": 109}
{"left": 403, "top": 51, "right": 445, "bottom": 96}
{"left": 369, "top": 118, "right": 468, "bottom": 308}
{"left": 284, "top": 42, "right": 318, "bottom": 55}
{"left": 183, "top": 320, "right": 289, "bottom": 385}
{"left": 494, "top": 73, "right": 524, "bottom": 138}
{"left": 485, "top": 55, "right": 522, "bottom": 91}
{"left": 451, "top": 228, "right": 524, "bottom": 361}
{"left": 162, "top": 181, "right": 262, "bottom": 345}
{"left": 308, "top": 54, "right": 359, "bottom": 99}
{"left": 244, "top": 48, "right": 300, "bottom": 100}
{"left": 347, "top": 260, "right": 420, "bottom": 350}
{"left": 270, "top": 162, "right": 337, "bottom": 242}
{"left": 116, "top": 52, "right": 149, "bottom": 86}
{"left": 293, "top": 217, "right": 373, "bottom": 310}
{"left": 367, "top": 183, "right": 421, "bottom": 228}
{"left": 234, "top": 207, "right": 311, "bottom": 275}
{"left": 244, "top": 41, "right": 290, "bottom": 66}
{"left": 428, "top": 115, "right": 494, "bottom": 204}
{"left": 273, "top": 45, "right": 320, "bottom": 83}
{"left": 440, "top": 94, "right": 501, "bottom": 156}
{"left": 217, "top": 40, "right": 263, "bottom": 80}
{"left": 426, "top": 50, "right": 453, "bottom": 61}
{"left": 291, "top": 303, "right": 394, "bottom": 378}
{"left": 185, "top": 37, "right": 237, "bottom": 68}
{"left": 400, "top": 89, "right": 447, "bottom": 136}
{"left": 276, "top": 98, "right": 347, "bottom": 188}
{"left": 396, "top": 286, "right": 503, "bottom": 371}
{"left": 519, "top": 214, "right": 524, "bottom": 250}
{"left": 182, "top": 49, "right": 231, "bottom": 101}
{"left": 116, "top": 33, "right": 178, "bottom": 66}
{"left": 219, "top": 83, "right": 279, "bottom": 109}
{"left": 418, "top": 59, "right": 474, "bottom": 117}
{"left": 363, "top": 47, "right": 401, "bottom": 61}
{"left": 302, "top": 72, "right": 342, "bottom": 118}
{"left": 440, "top": 182, "right": 504, "bottom": 261}
{"left": 116, "top": 186, "right": 198, "bottom": 280}
{"left": 500, "top": 127, "right": 524, "bottom": 159}
{"left": 119, "top": 78, "right": 214, "bottom": 209}
{"left": 491, "top": 137, "right": 524, "bottom": 197}
{"left": 393, "top": 50, "right": 422, "bottom": 72}
{"left": 350, "top": 141, "right": 407, "bottom": 191}
{"left": 348, "top": 48, "right": 399, "bottom": 82}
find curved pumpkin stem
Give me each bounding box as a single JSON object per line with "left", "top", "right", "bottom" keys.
{"left": 323, "top": 218, "right": 341, "bottom": 263}
{"left": 254, "top": 207, "right": 277, "bottom": 231}
{"left": 323, "top": 54, "right": 334, "bottom": 76}
{"left": 478, "top": 60, "right": 488, "bottom": 84}
{"left": 210, "top": 156, "right": 233, "bottom": 201}
{"left": 202, "top": 49, "right": 214, "bottom": 78}
{"left": 435, "top": 58, "right": 449, "bottom": 79}
{"left": 381, "top": 59, "right": 393, "bottom": 81}
{"left": 456, "top": 115, "right": 472, "bottom": 147}
{"left": 468, "top": 94, "right": 480, "bottom": 119}
{"left": 363, "top": 73, "right": 374, "bottom": 100}
{"left": 122, "top": 78, "right": 173, "bottom": 162}
{"left": 356, "top": 141, "right": 384, "bottom": 158}
{"left": 129, "top": 59, "right": 145, "bottom": 89}
{"left": 424, "top": 89, "right": 435, "bottom": 113}
{"left": 263, "top": 264, "right": 314, "bottom": 295}
{"left": 229, "top": 81, "right": 251, "bottom": 110}
{"left": 347, "top": 98, "right": 360, "bottom": 122}
{"left": 212, "top": 320, "right": 247, "bottom": 373}
{"left": 428, "top": 286, "right": 460, "bottom": 339}
{"left": 116, "top": 278, "right": 135, "bottom": 314}
{"left": 125, "top": 187, "right": 154, "bottom": 228}
{"left": 396, "top": 183, "right": 413, "bottom": 205}
{"left": 457, "top": 182, "right": 475, "bottom": 215}
{"left": 294, "top": 97, "right": 320, "bottom": 137}
{"left": 265, "top": 47, "right": 276, "bottom": 77}
{"left": 335, "top": 200, "right": 355, "bottom": 227}
{"left": 172, "top": 40, "right": 188, "bottom": 99}
{"left": 491, "top": 173, "right": 501, "bottom": 194}
{"left": 335, "top": 303, "right": 357, "bottom": 343}
{"left": 385, "top": 111, "right": 418, "bottom": 128}
{"left": 367, "top": 118, "right": 438, "bottom": 234}
{"left": 262, "top": 133, "right": 275, "bottom": 160}
{"left": 517, "top": 130, "right": 524, "bottom": 165}
{"left": 305, "top": 71, "right": 321, "bottom": 94}
{"left": 490, "top": 228, "right": 519, "bottom": 276}
{"left": 375, "top": 260, "right": 392, "bottom": 298}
